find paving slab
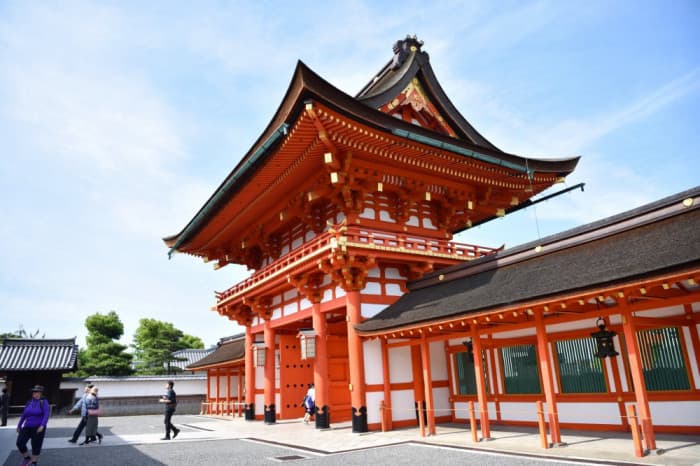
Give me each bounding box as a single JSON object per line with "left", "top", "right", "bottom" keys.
{"left": 1, "top": 414, "right": 698, "bottom": 465}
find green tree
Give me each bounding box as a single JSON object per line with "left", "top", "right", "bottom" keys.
{"left": 78, "top": 311, "right": 134, "bottom": 376}
{"left": 132, "top": 318, "right": 204, "bottom": 374}
{"left": 178, "top": 334, "right": 204, "bottom": 349}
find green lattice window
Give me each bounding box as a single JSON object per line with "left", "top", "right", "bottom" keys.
{"left": 637, "top": 327, "right": 690, "bottom": 391}
{"left": 555, "top": 337, "right": 606, "bottom": 393}
{"left": 501, "top": 344, "right": 541, "bottom": 394}
{"left": 455, "top": 350, "right": 489, "bottom": 395}
{"left": 455, "top": 352, "right": 477, "bottom": 395}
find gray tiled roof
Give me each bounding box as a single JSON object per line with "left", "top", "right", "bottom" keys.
{"left": 0, "top": 338, "right": 78, "bottom": 371}
{"left": 186, "top": 334, "right": 245, "bottom": 370}
{"left": 356, "top": 186, "right": 700, "bottom": 333}
{"left": 166, "top": 348, "right": 215, "bottom": 370}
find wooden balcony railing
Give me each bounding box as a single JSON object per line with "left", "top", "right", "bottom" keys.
{"left": 215, "top": 225, "right": 499, "bottom": 304}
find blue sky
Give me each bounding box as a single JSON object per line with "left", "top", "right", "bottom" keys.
{"left": 1, "top": 1, "right": 698, "bottom": 349}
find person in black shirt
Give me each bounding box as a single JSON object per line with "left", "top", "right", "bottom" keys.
{"left": 158, "top": 381, "right": 180, "bottom": 440}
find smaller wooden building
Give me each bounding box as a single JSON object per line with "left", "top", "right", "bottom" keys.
{"left": 0, "top": 338, "right": 78, "bottom": 412}
{"left": 186, "top": 334, "right": 245, "bottom": 415}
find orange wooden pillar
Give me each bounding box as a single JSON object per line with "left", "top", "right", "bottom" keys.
{"left": 263, "top": 319, "right": 276, "bottom": 424}
{"left": 420, "top": 334, "right": 436, "bottom": 435}
{"left": 470, "top": 326, "right": 490, "bottom": 440}
{"left": 312, "top": 301, "right": 330, "bottom": 428}
{"left": 346, "top": 290, "right": 367, "bottom": 432}
{"left": 215, "top": 369, "right": 220, "bottom": 414}
{"left": 244, "top": 326, "right": 256, "bottom": 420}
{"left": 381, "top": 338, "right": 393, "bottom": 431}
{"left": 226, "top": 368, "right": 231, "bottom": 415}
{"left": 534, "top": 311, "right": 562, "bottom": 446}
{"left": 205, "top": 369, "right": 211, "bottom": 414}
{"left": 621, "top": 307, "right": 657, "bottom": 452}
{"left": 237, "top": 365, "right": 244, "bottom": 417}
{"left": 411, "top": 344, "right": 425, "bottom": 431}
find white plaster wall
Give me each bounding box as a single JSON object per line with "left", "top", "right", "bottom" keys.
{"left": 364, "top": 282, "right": 382, "bottom": 295}
{"left": 637, "top": 305, "right": 685, "bottom": 317}
{"left": 493, "top": 328, "right": 536, "bottom": 339}
{"left": 366, "top": 391, "right": 383, "bottom": 424}
{"left": 385, "top": 267, "right": 402, "bottom": 279}
{"left": 389, "top": 346, "right": 412, "bottom": 384}
{"left": 423, "top": 217, "right": 436, "bottom": 230}
{"left": 359, "top": 207, "right": 375, "bottom": 219}
{"left": 614, "top": 337, "right": 628, "bottom": 392}
{"left": 452, "top": 401, "right": 497, "bottom": 420}
{"left": 390, "top": 389, "right": 416, "bottom": 421}
{"left": 322, "top": 289, "right": 333, "bottom": 302}
{"left": 255, "top": 367, "right": 264, "bottom": 389}
{"left": 69, "top": 375, "right": 206, "bottom": 398}
{"left": 430, "top": 340, "right": 448, "bottom": 380}
{"left": 363, "top": 339, "right": 383, "bottom": 385}
{"left": 407, "top": 216, "right": 419, "bottom": 227}
{"left": 335, "top": 286, "right": 346, "bottom": 298}
{"left": 683, "top": 326, "right": 700, "bottom": 388}
{"left": 367, "top": 267, "right": 380, "bottom": 278}
{"left": 499, "top": 402, "right": 538, "bottom": 422}
{"left": 292, "top": 237, "right": 303, "bottom": 250}
{"left": 649, "top": 401, "right": 700, "bottom": 426}
{"left": 379, "top": 210, "right": 394, "bottom": 222}
{"left": 255, "top": 393, "right": 264, "bottom": 411}
{"left": 299, "top": 297, "right": 311, "bottom": 310}
{"left": 432, "top": 386, "right": 451, "bottom": 416}
{"left": 558, "top": 402, "right": 621, "bottom": 425}
{"left": 604, "top": 358, "right": 616, "bottom": 392}
{"left": 272, "top": 308, "right": 282, "bottom": 320}
{"left": 362, "top": 303, "right": 386, "bottom": 319}
{"left": 272, "top": 294, "right": 282, "bottom": 305}
{"left": 283, "top": 302, "right": 297, "bottom": 315}
{"left": 546, "top": 319, "right": 599, "bottom": 334}
{"left": 386, "top": 284, "right": 403, "bottom": 296}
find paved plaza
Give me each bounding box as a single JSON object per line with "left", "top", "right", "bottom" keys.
{"left": 2, "top": 414, "right": 699, "bottom": 465}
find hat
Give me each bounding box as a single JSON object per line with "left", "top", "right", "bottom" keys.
{"left": 30, "top": 385, "right": 44, "bottom": 393}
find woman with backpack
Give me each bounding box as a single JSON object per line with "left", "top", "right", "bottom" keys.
{"left": 16, "top": 384, "right": 50, "bottom": 466}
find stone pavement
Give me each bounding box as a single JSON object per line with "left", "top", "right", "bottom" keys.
{"left": 2, "top": 414, "right": 699, "bottom": 465}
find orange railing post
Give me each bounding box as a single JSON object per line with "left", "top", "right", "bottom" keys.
{"left": 418, "top": 403, "right": 426, "bottom": 437}
{"left": 468, "top": 401, "right": 478, "bottom": 443}
{"left": 628, "top": 404, "right": 644, "bottom": 458}
{"left": 536, "top": 400, "right": 549, "bottom": 449}
{"left": 380, "top": 400, "right": 387, "bottom": 432}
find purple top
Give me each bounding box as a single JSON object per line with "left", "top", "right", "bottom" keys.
{"left": 18, "top": 398, "right": 50, "bottom": 429}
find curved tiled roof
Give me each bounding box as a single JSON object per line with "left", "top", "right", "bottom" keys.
{"left": 186, "top": 335, "right": 245, "bottom": 370}
{"left": 356, "top": 186, "right": 700, "bottom": 333}
{"left": 167, "top": 348, "right": 215, "bottom": 371}
{"left": 356, "top": 35, "right": 498, "bottom": 149}
{"left": 0, "top": 338, "right": 79, "bottom": 371}
{"left": 163, "top": 38, "right": 579, "bottom": 255}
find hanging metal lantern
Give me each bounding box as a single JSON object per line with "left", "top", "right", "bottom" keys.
{"left": 252, "top": 342, "right": 267, "bottom": 367}
{"left": 298, "top": 329, "right": 317, "bottom": 360}
{"left": 591, "top": 317, "right": 619, "bottom": 358}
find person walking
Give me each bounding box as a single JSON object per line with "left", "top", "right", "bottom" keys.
{"left": 302, "top": 383, "right": 315, "bottom": 424}
{"left": 0, "top": 387, "right": 8, "bottom": 426}
{"left": 68, "top": 382, "right": 92, "bottom": 443}
{"left": 158, "top": 380, "right": 180, "bottom": 440}
{"left": 16, "top": 385, "right": 50, "bottom": 466}
{"left": 82, "top": 387, "right": 103, "bottom": 445}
